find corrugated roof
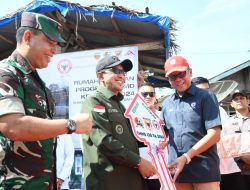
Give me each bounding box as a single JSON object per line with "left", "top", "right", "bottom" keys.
{"left": 209, "top": 60, "right": 250, "bottom": 83}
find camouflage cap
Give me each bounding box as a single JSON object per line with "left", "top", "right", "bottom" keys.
{"left": 21, "top": 12, "right": 66, "bottom": 46}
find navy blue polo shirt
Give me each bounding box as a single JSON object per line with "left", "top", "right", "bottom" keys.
{"left": 162, "top": 83, "right": 221, "bottom": 183}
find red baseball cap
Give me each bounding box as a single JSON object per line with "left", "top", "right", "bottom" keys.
{"left": 164, "top": 55, "right": 190, "bottom": 77}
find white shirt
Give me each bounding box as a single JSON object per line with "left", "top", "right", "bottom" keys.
{"left": 56, "top": 134, "right": 75, "bottom": 189}
{"left": 218, "top": 107, "right": 241, "bottom": 174}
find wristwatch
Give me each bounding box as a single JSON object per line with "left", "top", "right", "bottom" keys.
{"left": 183, "top": 153, "right": 191, "bottom": 164}
{"left": 67, "top": 119, "right": 77, "bottom": 134}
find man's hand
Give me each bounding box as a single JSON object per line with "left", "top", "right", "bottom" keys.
{"left": 160, "top": 141, "right": 168, "bottom": 149}
{"left": 138, "top": 158, "right": 157, "bottom": 178}
{"left": 56, "top": 178, "right": 64, "bottom": 190}
{"left": 168, "top": 155, "right": 187, "bottom": 181}
{"left": 74, "top": 113, "right": 92, "bottom": 134}
{"left": 241, "top": 155, "right": 250, "bottom": 164}
{"left": 137, "top": 70, "right": 149, "bottom": 86}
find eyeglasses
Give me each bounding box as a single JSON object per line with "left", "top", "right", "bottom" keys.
{"left": 141, "top": 92, "right": 155, "bottom": 98}
{"left": 102, "top": 68, "right": 127, "bottom": 75}
{"left": 167, "top": 69, "right": 189, "bottom": 81}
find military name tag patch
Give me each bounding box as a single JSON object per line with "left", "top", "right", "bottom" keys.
{"left": 93, "top": 105, "right": 105, "bottom": 113}
{"left": 108, "top": 108, "right": 118, "bottom": 113}
{"left": 115, "top": 124, "right": 123, "bottom": 134}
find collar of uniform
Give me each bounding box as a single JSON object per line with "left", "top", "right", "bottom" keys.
{"left": 97, "top": 86, "right": 124, "bottom": 101}
{"left": 112, "top": 93, "right": 124, "bottom": 101}
{"left": 233, "top": 112, "right": 250, "bottom": 119}
{"left": 174, "top": 83, "right": 195, "bottom": 99}
{"left": 8, "top": 50, "right": 33, "bottom": 74}
{"left": 188, "top": 83, "right": 197, "bottom": 96}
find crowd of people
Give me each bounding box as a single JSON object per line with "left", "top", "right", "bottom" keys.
{"left": 0, "top": 12, "right": 249, "bottom": 190}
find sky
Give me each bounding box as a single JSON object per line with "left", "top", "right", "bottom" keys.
{"left": 1, "top": 0, "right": 250, "bottom": 79}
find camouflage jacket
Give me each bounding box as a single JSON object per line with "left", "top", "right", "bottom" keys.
{"left": 0, "top": 51, "right": 56, "bottom": 190}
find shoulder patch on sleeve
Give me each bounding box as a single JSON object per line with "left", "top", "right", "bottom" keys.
{"left": 93, "top": 105, "right": 105, "bottom": 113}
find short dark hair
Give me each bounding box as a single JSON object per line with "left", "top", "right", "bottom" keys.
{"left": 139, "top": 82, "right": 155, "bottom": 92}
{"left": 192, "top": 77, "right": 209, "bottom": 85}
{"left": 16, "top": 26, "right": 41, "bottom": 43}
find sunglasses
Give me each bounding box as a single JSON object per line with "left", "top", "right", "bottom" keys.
{"left": 103, "top": 68, "right": 127, "bottom": 75}
{"left": 167, "top": 69, "right": 189, "bottom": 81}
{"left": 141, "top": 92, "right": 155, "bottom": 98}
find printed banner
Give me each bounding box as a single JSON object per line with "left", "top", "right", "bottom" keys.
{"left": 38, "top": 46, "right": 138, "bottom": 119}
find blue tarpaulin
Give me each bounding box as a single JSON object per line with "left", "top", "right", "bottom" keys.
{"left": 0, "top": 0, "right": 171, "bottom": 48}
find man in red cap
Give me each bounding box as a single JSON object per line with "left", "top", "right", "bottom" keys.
{"left": 161, "top": 55, "right": 222, "bottom": 190}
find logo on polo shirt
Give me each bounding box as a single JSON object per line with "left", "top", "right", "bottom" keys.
{"left": 191, "top": 102, "right": 196, "bottom": 109}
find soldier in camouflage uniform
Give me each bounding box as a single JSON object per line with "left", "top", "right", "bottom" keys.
{"left": 81, "top": 56, "right": 156, "bottom": 190}
{"left": 0, "top": 12, "right": 92, "bottom": 190}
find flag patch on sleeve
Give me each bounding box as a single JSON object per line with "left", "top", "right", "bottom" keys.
{"left": 93, "top": 105, "right": 105, "bottom": 113}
